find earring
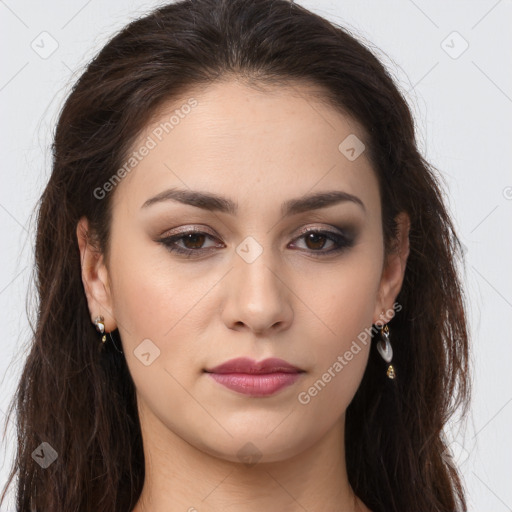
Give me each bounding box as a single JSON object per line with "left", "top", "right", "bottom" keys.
{"left": 93, "top": 315, "right": 107, "bottom": 344}
{"left": 376, "top": 323, "right": 396, "bottom": 379}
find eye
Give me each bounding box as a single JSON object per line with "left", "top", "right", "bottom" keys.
{"left": 159, "top": 229, "right": 223, "bottom": 257}
{"left": 158, "top": 225, "right": 355, "bottom": 258}
{"left": 288, "top": 228, "right": 354, "bottom": 256}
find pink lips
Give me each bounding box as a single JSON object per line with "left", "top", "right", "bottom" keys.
{"left": 204, "top": 357, "right": 305, "bottom": 397}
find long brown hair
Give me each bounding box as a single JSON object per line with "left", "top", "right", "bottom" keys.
{"left": 1, "top": 1, "right": 470, "bottom": 510}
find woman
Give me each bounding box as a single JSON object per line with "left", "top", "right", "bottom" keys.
{"left": 0, "top": 0, "right": 470, "bottom": 510}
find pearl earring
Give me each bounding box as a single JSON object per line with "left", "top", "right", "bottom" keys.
{"left": 93, "top": 315, "right": 107, "bottom": 343}
{"left": 376, "top": 323, "right": 396, "bottom": 379}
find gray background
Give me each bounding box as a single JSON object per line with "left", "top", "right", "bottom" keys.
{"left": 1, "top": 0, "right": 511, "bottom": 510}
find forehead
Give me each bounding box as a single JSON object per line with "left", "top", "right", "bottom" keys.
{"left": 111, "top": 79, "right": 379, "bottom": 218}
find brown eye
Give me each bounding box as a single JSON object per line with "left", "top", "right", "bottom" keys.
{"left": 159, "top": 226, "right": 355, "bottom": 258}
{"left": 159, "top": 230, "right": 222, "bottom": 257}
{"left": 303, "top": 232, "right": 330, "bottom": 251}
{"left": 289, "top": 229, "right": 354, "bottom": 256}
{"left": 181, "top": 233, "right": 207, "bottom": 249}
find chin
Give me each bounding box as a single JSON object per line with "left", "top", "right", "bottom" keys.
{"left": 195, "top": 430, "right": 315, "bottom": 466}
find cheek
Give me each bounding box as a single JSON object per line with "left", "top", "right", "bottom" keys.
{"left": 109, "top": 251, "right": 209, "bottom": 426}
{"left": 110, "top": 263, "right": 172, "bottom": 340}
{"left": 292, "top": 280, "right": 376, "bottom": 430}
{"left": 294, "top": 340, "right": 369, "bottom": 443}
{"left": 108, "top": 240, "right": 220, "bottom": 386}
{"left": 109, "top": 234, "right": 203, "bottom": 339}
{"left": 294, "top": 252, "right": 382, "bottom": 345}
{"left": 291, "top": 253, "right": 381, "bottom": 404}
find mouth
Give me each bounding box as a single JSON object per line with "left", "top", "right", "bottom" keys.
{"left": 203, "top": 357, "right": 305, "bottom": 397}
{"left": 204, "top": 371, "right": 304, "bottom": 397}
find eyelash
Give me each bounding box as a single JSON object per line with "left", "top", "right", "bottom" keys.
{"left": 158, "top": 226, "right": 354, "bottom": 258}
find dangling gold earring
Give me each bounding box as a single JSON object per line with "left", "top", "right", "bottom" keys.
{"left": 93, "top": 315, "right": 107, "bottom": 343}
{"left": 376, "top": 323, "right": 396, "bottom": 379}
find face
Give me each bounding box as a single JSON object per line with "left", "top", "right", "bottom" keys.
{"left": 78, "top": 79, "right": 409, "bottom": 464}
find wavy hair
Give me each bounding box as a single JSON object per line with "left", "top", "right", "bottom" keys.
{"left": 1, "top": 1, "right": 470, "bottom": 510}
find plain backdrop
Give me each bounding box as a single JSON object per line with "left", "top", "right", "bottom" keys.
{"left": 1, "top": 1, "right": 511, "bottom": 510}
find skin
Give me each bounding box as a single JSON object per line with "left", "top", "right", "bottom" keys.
{"left": 77, "top": 78, "right": 410, "bottom": 512}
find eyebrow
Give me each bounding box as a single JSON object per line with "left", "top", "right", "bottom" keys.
{"left": 141, "top": 188, "right": 365, "bottom": 216}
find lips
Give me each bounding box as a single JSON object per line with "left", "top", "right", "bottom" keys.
{"left": 204, "top": 357, "right": 304, "bottom": 375}
{"left": 204, "top": 357, "right": 305, "bottom": 397}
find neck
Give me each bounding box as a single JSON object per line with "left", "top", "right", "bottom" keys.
{"left": 131, "top": 404, "right": 370, "bottom": 512}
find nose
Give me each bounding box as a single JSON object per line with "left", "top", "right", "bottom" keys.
{"left": 221, "top": 249, "right": 294, "bottom": 336}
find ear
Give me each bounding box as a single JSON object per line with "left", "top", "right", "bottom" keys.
{"left": 373, "top": 211, "right": 410, "bottom": 324}
{"left": 76, "top": 216, "right": 116, "bottom": 332}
